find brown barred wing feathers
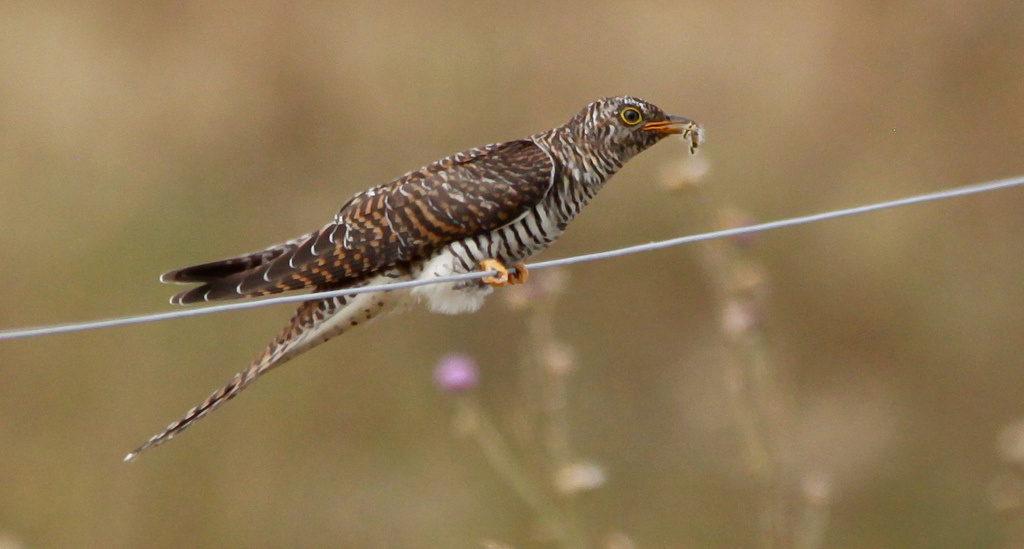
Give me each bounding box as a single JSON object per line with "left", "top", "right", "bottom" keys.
{"left": 166, "top": 139, "right": 554, "bottom": 304}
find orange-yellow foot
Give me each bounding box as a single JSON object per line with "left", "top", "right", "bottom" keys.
{"left": 508, "top": 263, "right": 528, "bottom": 285}
{"left": 479, "top": 259, "right": 529, "bottom": 287}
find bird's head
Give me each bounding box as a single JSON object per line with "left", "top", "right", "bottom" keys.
{"left": 565, "top": 96, "right": 702, "bottom": 162}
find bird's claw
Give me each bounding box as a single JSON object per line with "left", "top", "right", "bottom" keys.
{"left": 479, "top": 259, "right": 528, "bottom": 286}
{"left": 508, "top": 263, "right": 528, "bottom": 285}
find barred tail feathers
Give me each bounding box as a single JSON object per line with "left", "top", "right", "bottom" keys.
{"left": 125, "top": 286, "right": 400, "bottom": 461}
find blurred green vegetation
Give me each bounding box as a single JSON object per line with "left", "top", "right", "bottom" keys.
{"left": 1, "top": 1, "right": 1023, "bottom": 548}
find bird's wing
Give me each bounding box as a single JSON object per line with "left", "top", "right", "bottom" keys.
{"left": 166, "top": 139, "right": 555, "bottom": 305}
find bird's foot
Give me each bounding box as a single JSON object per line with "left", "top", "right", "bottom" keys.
{"left": 508, "top": 263, "right": 528, "bottom": 285}
{"left": 479, "top": 259, "right": 529, "bottom": 286}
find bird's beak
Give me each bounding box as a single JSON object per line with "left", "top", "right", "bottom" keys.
{"left": 643, "top": 115, "right": 702, "bottom": 153}
{"left": 642, "top": 115, "right": 697, "bottom": 135}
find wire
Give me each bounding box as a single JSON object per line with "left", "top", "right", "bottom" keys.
{"left": 528, "top": 174, "right": 1024, "bottom": 270}
{"left": 1, "top": 174, "right": 1022, "bottom": 342}
{"left": 0, "top": 271, "right": 494, "bottom": 341}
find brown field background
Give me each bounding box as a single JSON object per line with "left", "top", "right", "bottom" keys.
{"left": 1, "top": 2, "right": 1023, "bottom": 548}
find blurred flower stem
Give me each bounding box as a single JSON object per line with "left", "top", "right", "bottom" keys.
{"left": 700, "top": 206, "right": 829, "bottom": 549}
{"left": 518, "top": 272, "right": 593, "bottom": 544}
{"left": 455, "top": 394, "right": 587, "bottom": 549}
{"left": 698, "top": 213, "right": 789, "bottom": 547}
{"left": 663, "top": 153, "right": 829, "bottom": 549}
{"left": 520, "top": 272, "right": 576, "bottom": 475}
{"left": 436, "top": 269, "right": 598, "bottom": 549}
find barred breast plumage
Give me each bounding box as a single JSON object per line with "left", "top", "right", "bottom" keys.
{"left": 127, "top": 95, "right": 702, "bottom": 460}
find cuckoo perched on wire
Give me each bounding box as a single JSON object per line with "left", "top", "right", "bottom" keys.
{"left": 126, "top": 96, "right": 702, "bottom": 460}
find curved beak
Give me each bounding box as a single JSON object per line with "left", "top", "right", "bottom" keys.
{"left": 643, "top": 115, "right": 703, "bottom": 153}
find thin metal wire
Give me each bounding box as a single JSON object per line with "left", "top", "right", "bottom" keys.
{"left": 1, "top": 174, "right": 1021, "bottom": 342}
{"left": 528, "top": 174, "right": 1024, "bottom": 270}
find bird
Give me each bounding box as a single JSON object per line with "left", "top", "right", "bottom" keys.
{"left": 125, "top": 96, "right": 702, "bottom": 461}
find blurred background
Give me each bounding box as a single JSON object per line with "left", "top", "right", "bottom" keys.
{"left": 1, "top": 1, "right": 1023, "bottom": 548}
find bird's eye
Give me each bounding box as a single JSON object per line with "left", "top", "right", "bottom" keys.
{"left": 619, "top": 106, "right": 643, "bottom": 125}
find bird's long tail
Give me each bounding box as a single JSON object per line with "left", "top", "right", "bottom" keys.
{"left": 125, "top": 286, "right": 396, "bottom": 461}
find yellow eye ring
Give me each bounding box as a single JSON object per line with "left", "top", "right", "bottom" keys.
{"left": 619, "top": 106, "right": 643, "bottom": 125}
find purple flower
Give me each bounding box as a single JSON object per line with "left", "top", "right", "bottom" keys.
{"left": 433, "top": 353, "right": 479, "bottom": 394}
